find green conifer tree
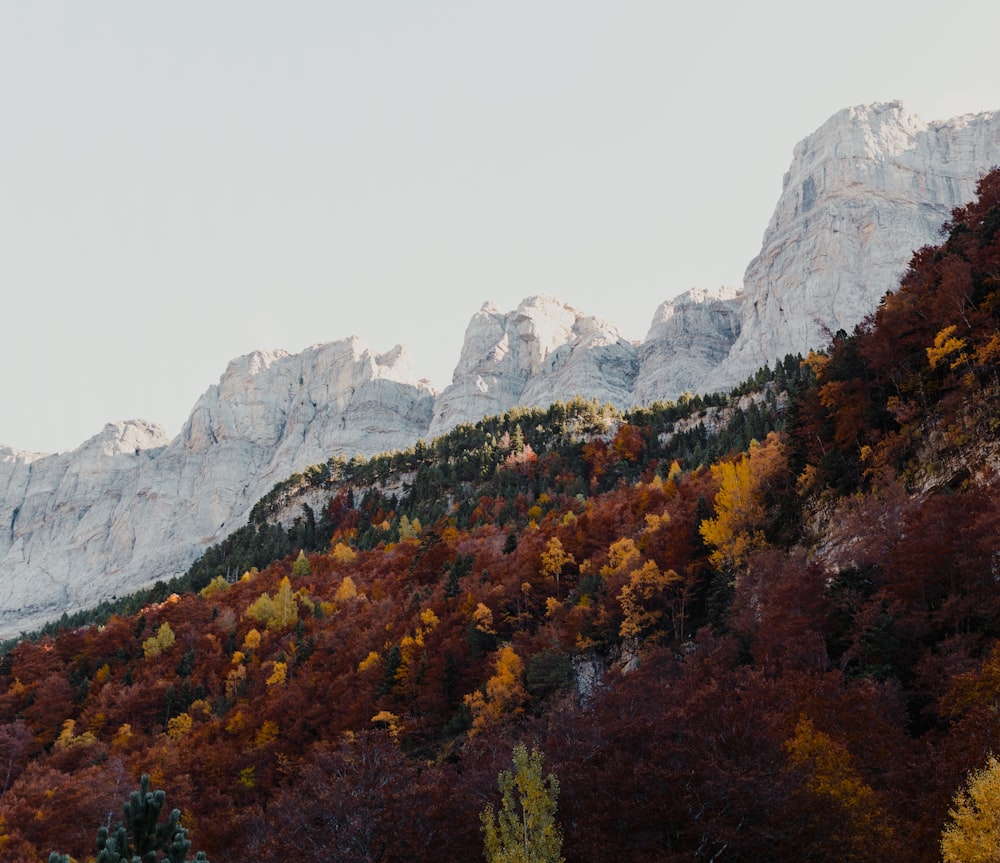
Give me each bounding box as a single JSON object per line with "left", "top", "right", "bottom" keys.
{"left": 93, "top": 774, "right": 209, "bottom": 863}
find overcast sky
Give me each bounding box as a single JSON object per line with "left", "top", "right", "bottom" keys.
{"left": 2, "top": 2, "right": 999, "bottom": 454}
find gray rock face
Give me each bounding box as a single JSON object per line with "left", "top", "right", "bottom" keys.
{"left": 634, "top": 287, "right": 743, "bottom": 404}
{"left": 428, "top": 296, "right": 639, "bottom": 437}
{"left": 705, "top": 101, "right": 1000, "bottom": 392}
{"left": 0, "top": 340, "right": 434, "bottom": 639}
{"left": 3, "top": 101, "right": 1000, "bottom": 639}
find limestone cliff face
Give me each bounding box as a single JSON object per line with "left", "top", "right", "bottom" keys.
{"left": 634, "top": 287, "right": 743, "bottom": 404}
{"left": 705, "top": 101, "right": 1000, "bottom": 391}
{"left": 0, "top": 340, "right": 434, "bottom": 639}
{"left": 428, "top": 296, "right": 638, "bottom": 437}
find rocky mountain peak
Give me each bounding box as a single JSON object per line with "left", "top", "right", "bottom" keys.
{"left": 81, "top": 421, "right": 171, "bottom": 457}
{"left": 704, "top": 101, "right": 1000, "bottom": 393}
{"left": 634, "top": 287, "right": 743, "bottom": 405}
{"left": 429, "top": 295, "right": 636, "bottom": 437}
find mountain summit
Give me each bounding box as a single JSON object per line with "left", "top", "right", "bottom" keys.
{"left": 707, "top": 100, "right": 1000, "bottom": 391}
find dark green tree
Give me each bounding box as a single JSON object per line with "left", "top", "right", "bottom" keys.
{"left": 81, "top": 774, "right": 208, "bottom": 863}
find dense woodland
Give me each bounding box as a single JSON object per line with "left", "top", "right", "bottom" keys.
{"left": 3, "top": 171, "right": 1000, "bottom": 862}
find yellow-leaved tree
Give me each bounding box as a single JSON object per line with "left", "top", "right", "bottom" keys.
{"left": 539, "top": 537, "right": 574, "bottom": 592}
{"left": 482, "top": 743, "right": 563, "bottom": 863}
{"left": 246, "top": 576, "right": 298, "bottom": 631}
{"left": 617, "top": 560, "right": 681, "bottom": 641}
{"left": 334, "top": 575, "right": 359, "bottom": 603}
{"left": 699, "top": 433, "right": 788, "bottom": 571}
{"left": 331, "top": 541, "right": 357, "bottom": 564}
{"left": 941, "top": 753, "right": 1000, "bottom": 863}
{"left": 142, "top": 622, "right": 176, "bottom": 658}
{"left": 785, "top": 716, "right": 893, "bottom": 861}
{"left": 464, "top": 646, "right": 527, "bottom": 735}
{"left": 599, "top": 538, "right": 641, "bottom": 578}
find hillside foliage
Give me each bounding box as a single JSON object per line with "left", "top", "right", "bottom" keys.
{"left": 2, "top": 170, "right": 1000, "bottom": 861}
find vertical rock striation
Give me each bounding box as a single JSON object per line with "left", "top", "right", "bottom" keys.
{"left": 705, "top": 101, "right": 1000, "bottom": 391}
{"left": 634, "top": 287, "right": 743, "bottom": 404}
{"left": 428, "top": 296, "right": 638, "bottom": 437}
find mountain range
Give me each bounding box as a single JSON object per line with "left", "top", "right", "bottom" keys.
{"left": 1, "top": 100, "right": 998, "bottom": 639}
{"left": 6, "top": 162, "right": 1000, "bottom": 861}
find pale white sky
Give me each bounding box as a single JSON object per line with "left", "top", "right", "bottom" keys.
{"left": 2, "top": 1, "right": 998, "bottom": 454}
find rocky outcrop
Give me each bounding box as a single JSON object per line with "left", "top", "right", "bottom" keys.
{"left": 706, "top": 101, "right": 1000, "bottom": 391}
{"left": 0, "top": 340, "right": 434, "bottom": 639}
{"left": 633, "top": 287, "right": 743, "bottom": 404}
{"left": 428, "top": 296, "right": 638, "bottom": 437}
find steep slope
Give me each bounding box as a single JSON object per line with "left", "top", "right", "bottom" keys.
{"left": 706, "top": 100, "right": 1000, "bottom": 391}
{"left": 7, "top": 171, "right": 1000, "bottom": 862}
{"left": 0, "top": 340, "right": 434, "bottom": 639}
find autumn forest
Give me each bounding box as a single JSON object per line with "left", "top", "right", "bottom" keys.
{"left": 4, "top": 171, "right": 1000, "bottom": 862}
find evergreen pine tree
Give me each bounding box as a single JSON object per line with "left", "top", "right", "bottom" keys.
{"left": 93, "top": 774, "right": 209, "bottom": 863}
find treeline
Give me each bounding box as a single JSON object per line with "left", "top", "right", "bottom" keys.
{"left": 184, "top": 364, "right": 809, "bottom": 598}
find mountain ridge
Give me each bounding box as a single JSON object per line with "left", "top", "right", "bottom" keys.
{"left": 2, "top": 100, "right": 999, "bottom": 638}
{"left": 5, "top": 167, "right": 1000, "bottom": 862}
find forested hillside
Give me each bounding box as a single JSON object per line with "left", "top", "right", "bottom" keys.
{"left": 2, "top": 170, "right": 1000, "bottom": 862}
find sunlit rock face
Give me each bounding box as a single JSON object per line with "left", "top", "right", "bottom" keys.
{"left": 428, "top": 296, "right": 639, "bottom": 437}
{"left": 634, "top": 287, "right": 743, "bottom": 404}
{"left": 0, "top": 340, "right": 435, "bottom": 639}
{"left": 705, "top": 101, "right": 1000, "bottom": 392}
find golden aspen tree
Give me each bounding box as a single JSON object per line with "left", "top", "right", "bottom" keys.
{"left": 247, "top": 577, "right": 298, "bottom": 631}
{"left": 331, "top": 542, "right": 357, "bottom": 564}
{"left": 245, "top": 592, "right": 276, "bottom": 627}
{"left": 334, "top": 575, "right": 359, "bottom": 602}
{"left": 699, "top": 434, "right": 788, "bottom": 570}
{"left": 358, "top": 651, "right": 380, "bottom": 673}
{"left": 473, "top": 603, "right": 496, "bottom": 635}
{"left": 398, "top": 515, "right": 422, "bottom": 540}
{"left": 268, "top": 577, "right": 298, "bottom": 631}
{"left": 370, "top": 710, "right": 402, "bottom": 740}
{"left": 926, "top": 324, "right": 969, "bottom": 370}
{"left": 166, "top": 713, "right": 193, "bottom": 741}
{"left": 199, "top": 575, "right": 229, "bottom": 598}
{"left": 539, "top": 537, "right": 574, "bottom": 591}
{"left": 465, "top": 646, "right": 528, "bottom": 735}
{"left": 54, "top": 719, "right": 97, "bottom": 749}
{"left": 617, "top": 560, "right": 681, "bottom": 641}
{"left": 266, "top": 662, "right": 287, "bottom": 687}
{"left": 255, "top": 720, "right": 279, "bottom": 747}
{"left": 941, "top": 754, "right": 1000, "bottom": 863}
{"left": 785, "top": 717, "right": 892, "bottom": 860}
{"left": 142, "top": 622, "right": 176, "bottom": 658}
{"left": 600, "top": 538, "right": 641, "bottom": 578}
